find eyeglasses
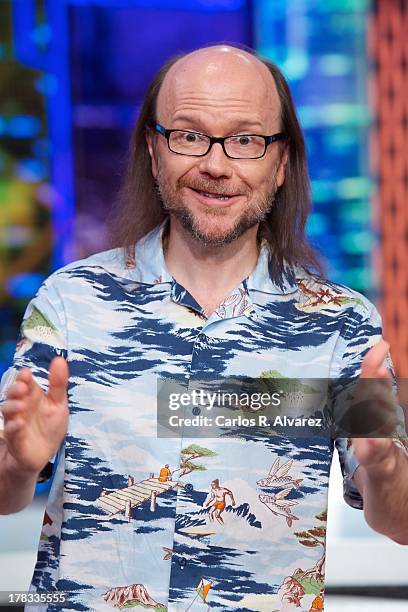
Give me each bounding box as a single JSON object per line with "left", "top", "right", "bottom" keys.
{"left": 152, "top": 123, "right": 285, "bottom": 160}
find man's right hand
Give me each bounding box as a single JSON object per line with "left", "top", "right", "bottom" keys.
{"left": 1, "top": 357, "right": 69, "bottom": 478}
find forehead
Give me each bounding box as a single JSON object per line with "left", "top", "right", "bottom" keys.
{"left": 157, "top": 48, "right": 281, "bottom": 132}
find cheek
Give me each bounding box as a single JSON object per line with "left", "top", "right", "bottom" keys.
{"left": 157, "top": 156, "right": 195, "bottom": 184}
{"left": 235, "top": 157, "right": 279, "bottom": 194}
{"left": 256, "top": 159, "right": 284, "bottom": 192}
{"left": 240, "top": 168, "right": 274, "bottom": 196}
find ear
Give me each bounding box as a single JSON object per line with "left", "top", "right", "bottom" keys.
{"left": 145, "top": 127, "right": 158, "bottom": 179}
{"left": 276, "top": 144, "right": 289, "bottom": 188}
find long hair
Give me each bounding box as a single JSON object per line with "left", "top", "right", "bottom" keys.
{"left": 109, "top": 47, "right": 324, "bottom": 279}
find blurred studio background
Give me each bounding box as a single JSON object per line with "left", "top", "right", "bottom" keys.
{"left": 0, "top": 0, "right": 408, "bottom": 610}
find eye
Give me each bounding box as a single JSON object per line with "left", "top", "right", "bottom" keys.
{"left": 228, "top": 135, "right": 254, "bottom": 146}
{"left": 185, "top": 132, "right": 198, "bottom": 143}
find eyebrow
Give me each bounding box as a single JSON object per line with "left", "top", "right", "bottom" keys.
{"left": 171, "top": 115, "right": 265, "bottom": 134}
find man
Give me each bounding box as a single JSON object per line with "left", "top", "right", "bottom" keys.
{"left": 204, "top": 478, "right": 236, "bottom": 525}
{"left": 0, "top": 45, "right": 407, "bottom": 611}
{"left": 158, "top": 464, "right": 172, "bottom": 482}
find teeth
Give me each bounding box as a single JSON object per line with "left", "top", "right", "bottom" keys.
{"left": 200, "top": 191, "right": 230, "bottom": 200}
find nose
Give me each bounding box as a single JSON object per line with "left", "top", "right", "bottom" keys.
{"left": 197, "top": 142, "right": 233, "bottom": 179}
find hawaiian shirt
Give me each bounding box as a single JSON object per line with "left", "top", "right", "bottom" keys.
{"left": 0, "top": 221, "right": 387, "bottom": 612}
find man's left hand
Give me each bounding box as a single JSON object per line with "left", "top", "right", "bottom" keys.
{"left": 350, "top": 339, "right": 408, "bottom": 544}
{"left": 351, "top": 339, "right": 396, "bottom": 472}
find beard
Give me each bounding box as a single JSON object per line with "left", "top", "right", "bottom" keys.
{"left": 155, "top": 172, "right": 278, "bottom": 248}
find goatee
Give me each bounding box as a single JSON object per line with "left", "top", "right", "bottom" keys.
{"left": 155, "top": 175, "right": 278, "bottom": 247}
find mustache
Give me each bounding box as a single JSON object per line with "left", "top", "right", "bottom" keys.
{"left": 179, "top": 178, "right": 248, "bottom": 197}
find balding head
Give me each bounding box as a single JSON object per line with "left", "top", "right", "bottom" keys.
{"left": 156, "top": 45, "right": 282, "bottom": 135}
{"left": 145, "top": 44, "right": 289, "bottom": 250}
{"left": 114, "top": 45, "right": 318, "bottom": 280}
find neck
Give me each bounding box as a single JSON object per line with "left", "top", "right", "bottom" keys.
{"left": 163, "top": 218, "right": 260, "bottom": 315}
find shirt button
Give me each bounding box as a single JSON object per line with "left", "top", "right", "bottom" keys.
{"left": 192, "top": 406, "right": 201, "bottom": 416}
{"left": 178, "top": 557, "right": 188, "bottom": 569}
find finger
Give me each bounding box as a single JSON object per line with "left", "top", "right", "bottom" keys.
{"left": 360, "top": 339, "right": 390, "bottom": 378}
{"left": 351, "top": 386, "right": 399, "bottom": 435}
{"left": 352, "top": 437, "right": 394, "bottom": 468}
{"left": 353, "top": 376, "right": 394, "bottom": 403}
{"left": 376, "top": 366, "right": 392, "bottom": 380}
{"left": 14, "top": 368, "right": 37, "bottom": 391}
{"left": 356, "top": 379, "right": 395, "bottom": 402}
{"left": 47, "top": 357, "right": 69, "bottom": 405}
{"left": 3, "top": 417, "right": 26, "bottom": 436}
{"left": 5, "top": 381, "right": 30, "bottom": 400}
{"left": 2, "top": 400, "right": 24, "bottom": 419}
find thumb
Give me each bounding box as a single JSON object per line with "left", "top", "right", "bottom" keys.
{"left": 47, "top": 357, "right": 69, "bottom": 405}
{"left": 360, "top": 339, "right": 391, "bottom": 378}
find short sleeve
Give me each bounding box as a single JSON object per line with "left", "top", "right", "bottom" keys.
{"left": 332, "top": 302, "right": 389, "bottom": 509}
{"left": 0, "top": 276, "right": 68, "bottom": 480}
{"left": 335, "top": 438, "right": 363, "bottom": 509}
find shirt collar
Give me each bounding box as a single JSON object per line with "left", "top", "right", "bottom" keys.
{"left": 130, "top": 221, "right": 299, "bottom": 297}
{"left": 131, "top": 222, "right": 173, "bottom": 285}
{"left": 245, "top": 244, "right": 299, "bottom": 296}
